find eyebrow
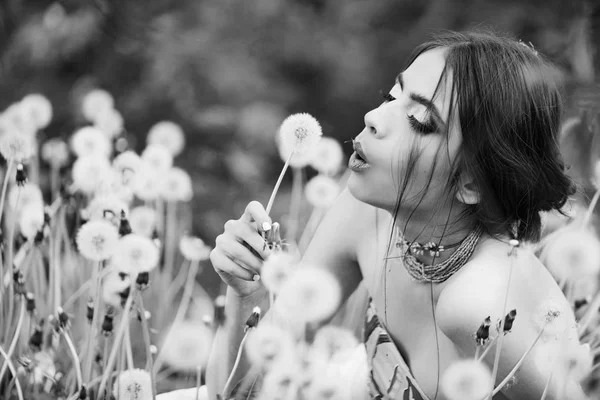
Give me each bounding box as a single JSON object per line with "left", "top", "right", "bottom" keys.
{"left": 396, "top": 72, "right": 447, "bottom": 129}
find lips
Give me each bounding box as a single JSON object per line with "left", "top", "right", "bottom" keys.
{"left": 353, "top": 141, "right": 368, "bottom": 163}
{"left": 348, "top": 141, "right": 370, "bottom": 171}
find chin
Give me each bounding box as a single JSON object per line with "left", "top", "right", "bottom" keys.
{"left": 347, "top": 173, "right": 392, "bottom": 210}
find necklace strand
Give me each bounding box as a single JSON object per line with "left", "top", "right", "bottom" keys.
{"left": 396, "top": 225, "right": 484, "bottom": 283}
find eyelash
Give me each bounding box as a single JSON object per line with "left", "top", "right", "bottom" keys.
{"left": 379, "top": 90, "right": 438, "bottom": 134}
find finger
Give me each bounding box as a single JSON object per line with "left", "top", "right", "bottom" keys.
{"left": 241, "top": 201, "right": 272, "bottom": 232}
{"left": 215, "top": 234, "right": 263, "bottom": 272}
{"left": 210, "top": 249, "right": 256, "bottom": 281}
{"left": 223, "top": 220, "right": 270, "bottom": 260}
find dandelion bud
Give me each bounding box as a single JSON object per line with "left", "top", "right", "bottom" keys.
{"left": 245, "top": 307, "right": 261, "bottom": 332}
{"left": 15, "top": 163, "right": 27, "bottom": 185}
{"left": 475, "top": 316, "right": 491, "bottom": 345}
{"left": 119, "top": 210, "right": 132, "bottom": 236}
{"left": 202, "top": 314, "right": 213, "bottom": 327}
{"left": 57, "top": 307, "right": 69, "bottom": 329}
{"left": 119, "top": 286, "right": 131, "bottom": 307}
{"left": 499, "top": 309, "right": 517, "bottom": 333}
{"left": 34, "top": 229, "right": 45, "bottom": 244}
{"left": 136, "top": 271, "right": 150, "bottom": 289}
{"left": 26, "top": 292, "right": 36, "bottom": 313}
{"left": 574, "top": 298, "right": 589, "bottom": 310}
{"left": 137, "top": 309, "right": 151, "bottom": 322}
{"left": 86, "top": 299, "right": 94, "bottom": 322}
{"left": 102, "top": 311, "right": 114, "bottom": 336}
{"left": 29, "top": 325, "right": 43, "bottom": 351}
{"left": 214, "top": 295, "right": 226, "bottom": 326}
{"left": 13, "top": 269, "right": 26, "bottom": 295}
{"left": 78, "top": 384, "right": 87, "bottom": 399}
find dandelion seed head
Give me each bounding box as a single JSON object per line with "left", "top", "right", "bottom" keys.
{"left": 71, "top": 155, "right": 112, "bottom": 195}
{"left": 102, "top": 269, "right": 132, "bottom": 307}
{"left": 245, "top": 323, "right": 296, "bottom": 370}
{"left": 112, "top": 234, "right": 159, "bottom": 275}
{"left": 113, "top": 150, "right": 142, "bottom": 188}
{"left": 277, "top": 113, "right": 322, "bottom": 167}
{"left": 71, "top": 126, "right": 111, "bottom": 158}
{"left": 275, "top": 265, "right": 341, "bottom": 324}
{"left": 41, "top": 138, "right": 69, "bottom": 167}
{"left": 94, "top": 108, "right": 124, "bottom": 138}
{"left": 309, "top": 137, "right": 343, "bottom": 175}
{"left": 534, "top": 341, "right": 593, "bottom": 389}
{"left": 0, "top": 130, "right": 34, "bottom": 162}
{"left": 76, "top": 220, "right": 119, "bottom": 261}
{"left": 540, "top": 227, "right": 600, "bottom": 281}
{"left": 160, "top": 321, "right": 214, "bottom": 372}
{"left": 312, "top": 326, "right": 358, "bottom": 362}
{"left": 261, "top": 359, "right": 300, "bottom": 399}
{"left": 112, "top": 368, "right": 152, "bottom": 400}
{"left": 19, "top": 203, "right": 45, "bottom": 240}
{"left": 179, "top": 235, "right": 211, "bottom": 261}
{"left": 82, "top": 89, "right": 114, "bottom": 122}
{"left": 2, "top": 103, "right": 36, "bottom": 137}
{"left": 129, "top": 206, "right": 156, "bottom": 238}
{"left": 141, "top": 144, "right": 173, "bottom": 172}
{"left": 21, "top": 94, "right": 53, "bottom": 129}
{"left": 160, "top": 167, "right": 193, "bottom": 202}
{"left": 532, "top": 297, "right": 570, "bottom": 339}
{"left": 441, "top": 359, "right": 492, "bottom": 400}
{"left": 305, "top": 175, "right": 341, "bottom": 209}
{"left": 260, "top": 252, "right": 297, "bottom": 294}
{"left": 133, "top": 166, "right": 163, "bottom": 201}
{"left": 147, "top": 121, "right": 185, "bottom": 156}
{"left": 9, "top": 182, "right": 43, "bottom": 211}
{"left": 83, "top": 194, "right": 129, "bottom": 225}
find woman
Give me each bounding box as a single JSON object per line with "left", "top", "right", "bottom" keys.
{"left": 206, "top": 31, "right": 589, "bottom": 400}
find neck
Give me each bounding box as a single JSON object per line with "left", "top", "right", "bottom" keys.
{"left": 387, "top": 200, "right": 478, "bottom": 265}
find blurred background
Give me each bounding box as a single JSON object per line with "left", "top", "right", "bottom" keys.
{"left": 1, "top": 0, "right": 599, "bottom": 297}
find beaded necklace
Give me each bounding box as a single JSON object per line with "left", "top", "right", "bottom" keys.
{"left": 395, "top": 225, "right": 484, "bottom": 283}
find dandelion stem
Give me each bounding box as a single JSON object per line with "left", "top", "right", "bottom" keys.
{"left": 487, "top": 250, "right": 516, "bottom": 400}
{"left": 83, "top": 262, "right": 103, "bottom": 382}
{"left": 491, "top": 325, "right": 545, "bottom": 396}
{"left": 581, "top": 187, "right": 600, "bottom": 229}
{"left": 63, "top": 330, "right": 84, "bottom": 393}
{"left": 0, "top": 343, "right": 24, "bottom": 400}
{"left": 196, "top": 366, "right": 202, "bottom": 400}
{"left": 287, "top": 167, "right": 303, "bottom": 242}
{"left": 475, "top": 346, "right": 481, "bottom": 360}
{"left": 97, "top": 289, "right": 136, "bottom": 399}
{"left": 137, "top": 291, "right": 157, "bottom": 400}
{"left": 577, "top": 289, "right": 600, "bottom": 336}
{"left": 266, "top": 148, "right": 296, "bottom": 215}
{"left": 0, "top": 295, "right": 25, "bottom": 383}
{"left": 0, "top": 159, "right": 14, "bottom": 226}
{"left": 222, "top": 328, "right": 252, "bottom": 399}
{"left": 164, "top": 201, "right": 177, "bottom": 279}
{"left": 125, "top": 323, "right": 134, "bottom": 369}
{"left": 153, "top": 259, "right": 199, "bottom": 373}
{"left": 540, "top": 368, "right": 554, "bottom": 400}
{"left": 477, "top": 336, "right": 499, "bottom": 362}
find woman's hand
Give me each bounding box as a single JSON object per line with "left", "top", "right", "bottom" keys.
{"left": 210, "top": 201, "right": 273, "bottom": 298}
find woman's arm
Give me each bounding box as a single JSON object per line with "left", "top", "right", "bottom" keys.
{"left": 437, "top": 249, "right": 589, "bottom": 400}
{"left": 206, "top": 189, "right": 367, "bottom": 399}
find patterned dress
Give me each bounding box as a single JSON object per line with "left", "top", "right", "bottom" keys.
{"left": 365, "top": 301, "right": 430, "bottom": 400}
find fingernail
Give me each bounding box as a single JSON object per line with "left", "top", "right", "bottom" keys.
{"left": 252, "top": 274, "right": 261, "bottom": 282}
{"left": 262, "top": 222, "right": 271, "bottom": 232}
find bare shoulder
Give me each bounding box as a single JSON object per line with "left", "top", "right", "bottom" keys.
{"left": 436, "top": 237, "right": 570, "bottom": 339}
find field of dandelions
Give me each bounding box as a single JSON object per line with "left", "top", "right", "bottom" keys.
{"left": 0, "top": 90, "right": 599, "bottom": 400}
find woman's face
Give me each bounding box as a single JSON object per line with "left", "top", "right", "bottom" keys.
{"left": 347, "top": 48, "right": 463, "bottom": 214}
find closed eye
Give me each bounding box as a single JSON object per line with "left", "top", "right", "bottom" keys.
{"left": 379, "top": 90, "right": 396, "bottom": 103}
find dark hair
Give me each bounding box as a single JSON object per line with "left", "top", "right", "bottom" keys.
{"left": 397, "top": 29, "right": 576, "bottom": 243}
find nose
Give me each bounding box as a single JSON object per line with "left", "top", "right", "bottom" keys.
{"left": 364, "top": 109, "right": 378, "bottom": 135}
